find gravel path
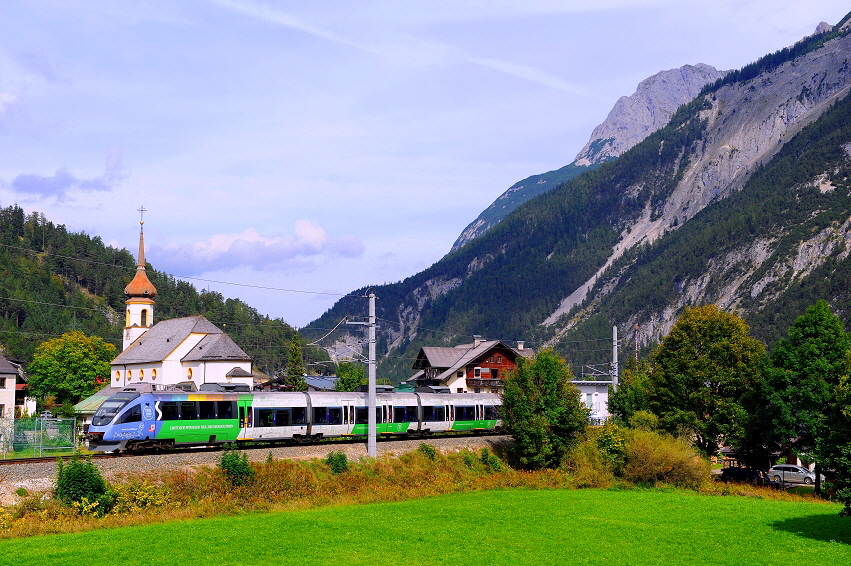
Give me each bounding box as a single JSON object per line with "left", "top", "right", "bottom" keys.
{"left": 0, "top": 435, "right": 512, "bottom": 506}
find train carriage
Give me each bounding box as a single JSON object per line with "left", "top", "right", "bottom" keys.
{"left": 87, "top": 385, "right": 502, "bottom": 452}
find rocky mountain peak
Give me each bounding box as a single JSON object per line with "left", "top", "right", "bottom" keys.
{"left": 573, "top": 63, "right": 727, "bottom": 166}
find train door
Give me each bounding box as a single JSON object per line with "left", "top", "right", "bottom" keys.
{"left": 238, "top": 397, "right": 253, "bottom": 440}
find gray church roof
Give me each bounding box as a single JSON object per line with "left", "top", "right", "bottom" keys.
{"left": 112, "top": 315, "right": 251, "bottom": 365}
{"left": 182, "top": 333, "right": 251, "bottom": 362}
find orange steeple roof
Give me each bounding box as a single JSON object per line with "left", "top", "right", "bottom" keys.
{"left": 124, "top": 217, "right": 157, "bottom": 299}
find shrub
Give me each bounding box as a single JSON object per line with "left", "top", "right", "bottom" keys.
{"left": 628, "top": 410, "right": 659, "bottom": 431}
{"left": 481, "top": 448, "right": 503, "bottom": 472}
{"left": 417, "top": 443, "right": 437, "bottom": 461}
{"left": 623, "top": 429, "right": 710, "bottom": 488}
{"left": 596, "top": 422, "right": 627, "bottom": 474}
{"left": 219, "top": 443, "right": 255, "bottom": 486}
{"left": 563, "top": 432, "right": 615, "bottom": 488}
{"left": 55, "top": 453, "right": 110, "bottom": 511}
{"left": 15, "top": 488, "right": 28, "bottom": 497}
{"left": 110, "top": 481, "right": 171, "bottom": 514}
{"left": 326, "top": 451, "right": 349, "bottom": 474}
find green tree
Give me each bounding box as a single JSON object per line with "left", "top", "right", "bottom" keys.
{"left": 501, "top": 349, "right": 589, "bottom": 469}
{"left": 815, "top": 374, "right": 851, "bottom": 515}
{"left": 286, "top": 335, "right": 307, "bottom": 391}
{"left": 608, "top": 359, "right": 652, "bottom": 424}
{"left": 765, "top": 300, "right": 851, "bottom": 495}
{"left": 648, "top": 305, "right": 765, "bottom": 457}
{"left": 334, "top": 361, "right": 366, "bottom": 391}
{"left": 27, "top": 331, "right": 116, "bottom": 405}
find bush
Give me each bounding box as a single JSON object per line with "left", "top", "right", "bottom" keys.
{"left": 219, "top": 443, "right": 255, "bottom": 486}
{"left": 326, "top": 451, "right": 349, "bottom": 474}
{"left": 55, "top": 453, "right": 110, "bottom": 511}
{"left": 628, "top": 411, "right": 659, "bottom": 431}
{"left": 596, "top": 422, "right": 627, "bottom": 474}
{"left": 623, "top": 429, "right": 710, "bottom": 488}
{"left": 417, "top": 443, "right": 437, "bottom": 461}
{"left": 481, "top": 448, "right": 503, "bottom": 472}
{"left": 14, "top": 488, "right": 28, "bottom": 497}
{"left": 563, "top": 432, "right": 615, "bottom": 488}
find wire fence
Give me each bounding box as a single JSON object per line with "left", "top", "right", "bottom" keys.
{"left": 0, "top": 417, "right": 78, "bottom": 459}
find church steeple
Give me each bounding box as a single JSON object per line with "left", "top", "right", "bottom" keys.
{"left": 123, "top": 207, "right": 156, "bottom": 350}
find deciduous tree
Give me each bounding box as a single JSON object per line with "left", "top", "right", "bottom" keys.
{"left": 334, "top": 361, "right": 366, "bottom": 392}
{"left": 501, "top": 349, "right": 589, "bottom": 469}
{"left": 27, "top": 331, "right": 116, "bottom": 405}
{"left": 648, "top": 305, "right": 765, "bottom": 457}
{"left": 765, "top": 300, "right": 850, "bottom": 495}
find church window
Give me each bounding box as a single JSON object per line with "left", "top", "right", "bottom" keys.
{"left": 152, "top": 369, "right": 157, "bottom": 381}
{"left": 115, "top": 370, "right": 120, "bottom": 381}
{"left": 139, "top": 369, "right": 145, "bottom": 380}
{"left": 141, "top": 309, "right": 148, "bottom": 326}
{"left": 127, "top": 370, "right": 132, "bottom": 381}
{"left": 187, "top": 368, "right": 193, "bottom": 379}
{"left": 126, "top": 309, "right": 130, "bottom": 326}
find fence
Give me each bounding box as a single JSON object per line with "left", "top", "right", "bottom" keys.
{"left": 0, "top": 417, "right": 77, "bottom": 459}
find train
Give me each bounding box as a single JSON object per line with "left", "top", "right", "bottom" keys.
{"left": 86, "top": 383, "right": 503, "bottom": 452}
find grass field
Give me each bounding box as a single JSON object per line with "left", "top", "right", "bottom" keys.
{"left": 1, "top": 488, "right": 849, "bottom": 565}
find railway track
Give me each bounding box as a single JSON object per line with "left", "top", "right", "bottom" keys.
{"left": 0, "top": 431, "right": 504, "bottom": 466}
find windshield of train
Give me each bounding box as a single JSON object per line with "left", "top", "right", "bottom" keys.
{"left": 91, "top": 393, "right": 140, "bottom": 426}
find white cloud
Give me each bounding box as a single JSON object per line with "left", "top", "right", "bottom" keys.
{"left": 153, "top": 220, "right": 365, "bottom": 274}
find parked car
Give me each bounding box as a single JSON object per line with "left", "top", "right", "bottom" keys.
{"left": 768, "top": 464, "right": 824, "bottom": 485}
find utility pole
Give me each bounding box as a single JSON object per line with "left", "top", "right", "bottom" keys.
{"left": 611, "top": 325, "right": 619, "bottom": 388}
{"left": 346, "top": 289, "right": 377, "bottom": 457}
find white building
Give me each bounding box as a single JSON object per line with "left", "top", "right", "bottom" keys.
{"left": 109, "top": 220, "right": 253, "bottom": 389}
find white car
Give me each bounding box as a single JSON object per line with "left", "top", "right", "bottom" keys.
{"left": 768, "top": 464, "right": 824, "bottom": 485}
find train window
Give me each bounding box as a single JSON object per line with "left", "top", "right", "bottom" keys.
{"left": 159, "top": 402, "right": 179, "bottom": 421}
{"left": 393, "top": 406, "right": 417, "bottom": 422}
{"left": 92, "top": 393, "right": 140, "bottom": 426}
{"left": 393, "top": 407, "right": 406, "bottom": 422}
{"left": 328, "top": 407, "right": 342, "bottom": 425}
{"left": 422, "top": 406, "right": 436, "bottom": 421}
{"left": 199, "top": 401, "right": 217, "bottom": 420}
{"left": 485, "top": 405, "right": 500, "bottom": 420}
{"left": 276, "top": 409, "right": 292, "bottom": 426}
{"left": 180, "top": 401, "right": 198, "bottom": 420}
{"left": 293, "top": 407, "right": 306, "bottom": 424}
{"left": 256, "top": 408, "right": 276, "bottom": 427}
{"left": 355, "top": 407, "right": 367, "bottom": 424}
{"left": 217, "top": 401, "right": 235, "bottom": 419}
{"left": 313, "top": 407, "right": 329, "bottom": 425}
{"left": 118, "top": 405, "right": 142, "bottom": 424}
{"left": 456, "top": 406, "right": 475, "bottom": 421}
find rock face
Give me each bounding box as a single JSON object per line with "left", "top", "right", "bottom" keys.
{"left": 545, "top": 29, "right": 851, "bottom": 335}
{"left": 573, "top": 64, "right": 727, "bottom": 166}
{"left": 451, "top": 64, "right": 725, "bottom": 252}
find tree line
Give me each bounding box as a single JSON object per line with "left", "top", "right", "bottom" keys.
{"left": 609, "top": 302, "right": 851, "bottom": 516}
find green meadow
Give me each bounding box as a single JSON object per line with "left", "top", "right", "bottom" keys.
{"left": 1, "top": 489, "right": 849, "bottom": 565}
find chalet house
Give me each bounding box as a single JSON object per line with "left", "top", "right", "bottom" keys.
{"left": 408, "top": 335, "right": 533, "bottom": 394}
{"left": 0, "top": 354, "right": 34, "bottom": 420}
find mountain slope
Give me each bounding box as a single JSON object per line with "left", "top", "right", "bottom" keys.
{"left": 304, "top": 15, "right": 851, "bottom": 382}
{"left": 451, "top": 64, "right": 726, "bottom": 251}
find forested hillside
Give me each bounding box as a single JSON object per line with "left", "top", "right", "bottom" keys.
{"left": 0, "top": 206, "right": 326, "bottom": 374}
{"left": 303, "top": 14, "right": 851, "bottom": 383}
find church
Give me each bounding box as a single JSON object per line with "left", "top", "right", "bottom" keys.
{"left": 109, "top": 219, "right": 254, "bottom": 389}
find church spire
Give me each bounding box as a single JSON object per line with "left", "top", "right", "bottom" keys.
{"left": 124, "top": 207, "right": 157, "bottom": 299}
{"left": 123, "top": 208, "right": 156, "bottom": 350}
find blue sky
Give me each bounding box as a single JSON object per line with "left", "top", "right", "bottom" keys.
{"left": 1, "top": 0, "right": 848, "bottom": 326}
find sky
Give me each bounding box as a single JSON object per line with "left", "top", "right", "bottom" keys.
{"left": 1, "top": 0, "right": 849, "bottom": 327}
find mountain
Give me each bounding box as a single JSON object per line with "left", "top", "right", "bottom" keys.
{"left": 0, "top": 207, "right": 325, "bottom": 375}
{"left": 304, "top": 15, "right": 851, "bottom": 383}
{"left": 451, "top": 63, "right": 726, "bottom": 251}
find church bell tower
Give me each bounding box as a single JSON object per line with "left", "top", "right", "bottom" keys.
{"left": 123, "top": 208, "right": 157, "bottom": 350}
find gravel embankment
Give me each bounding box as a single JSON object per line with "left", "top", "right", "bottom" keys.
{"left": 0, "top": 435, "right": 512, "bottom": 506}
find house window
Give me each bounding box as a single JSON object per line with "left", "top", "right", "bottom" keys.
{"left": 489, "top": 356, "right": 494, "bottom": 363}
{"left": 492, "top": 369, "right": 499, "bottom": 379}
{"left": 497, "top": 355, "right": 502, "bottom": 363}
{"left": 586, "top": 393, "right": 593, "bottom": 409}
{"left": 457, "top": 388, "right": 464, "bottom": 393}
{"left": 474, "top": 388, "right": 481, "bottom": 393}
{"left": 0, "top": 404, "right": 4, "bottom": 418}
{"left": 0, "top": 377, "right": 5, "bottom": 389}
{"left": 457, "top": 370, "right": 463, "bottom": 378}
{"left": 474, "top": 367, "right": 481, "bottom": 378}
